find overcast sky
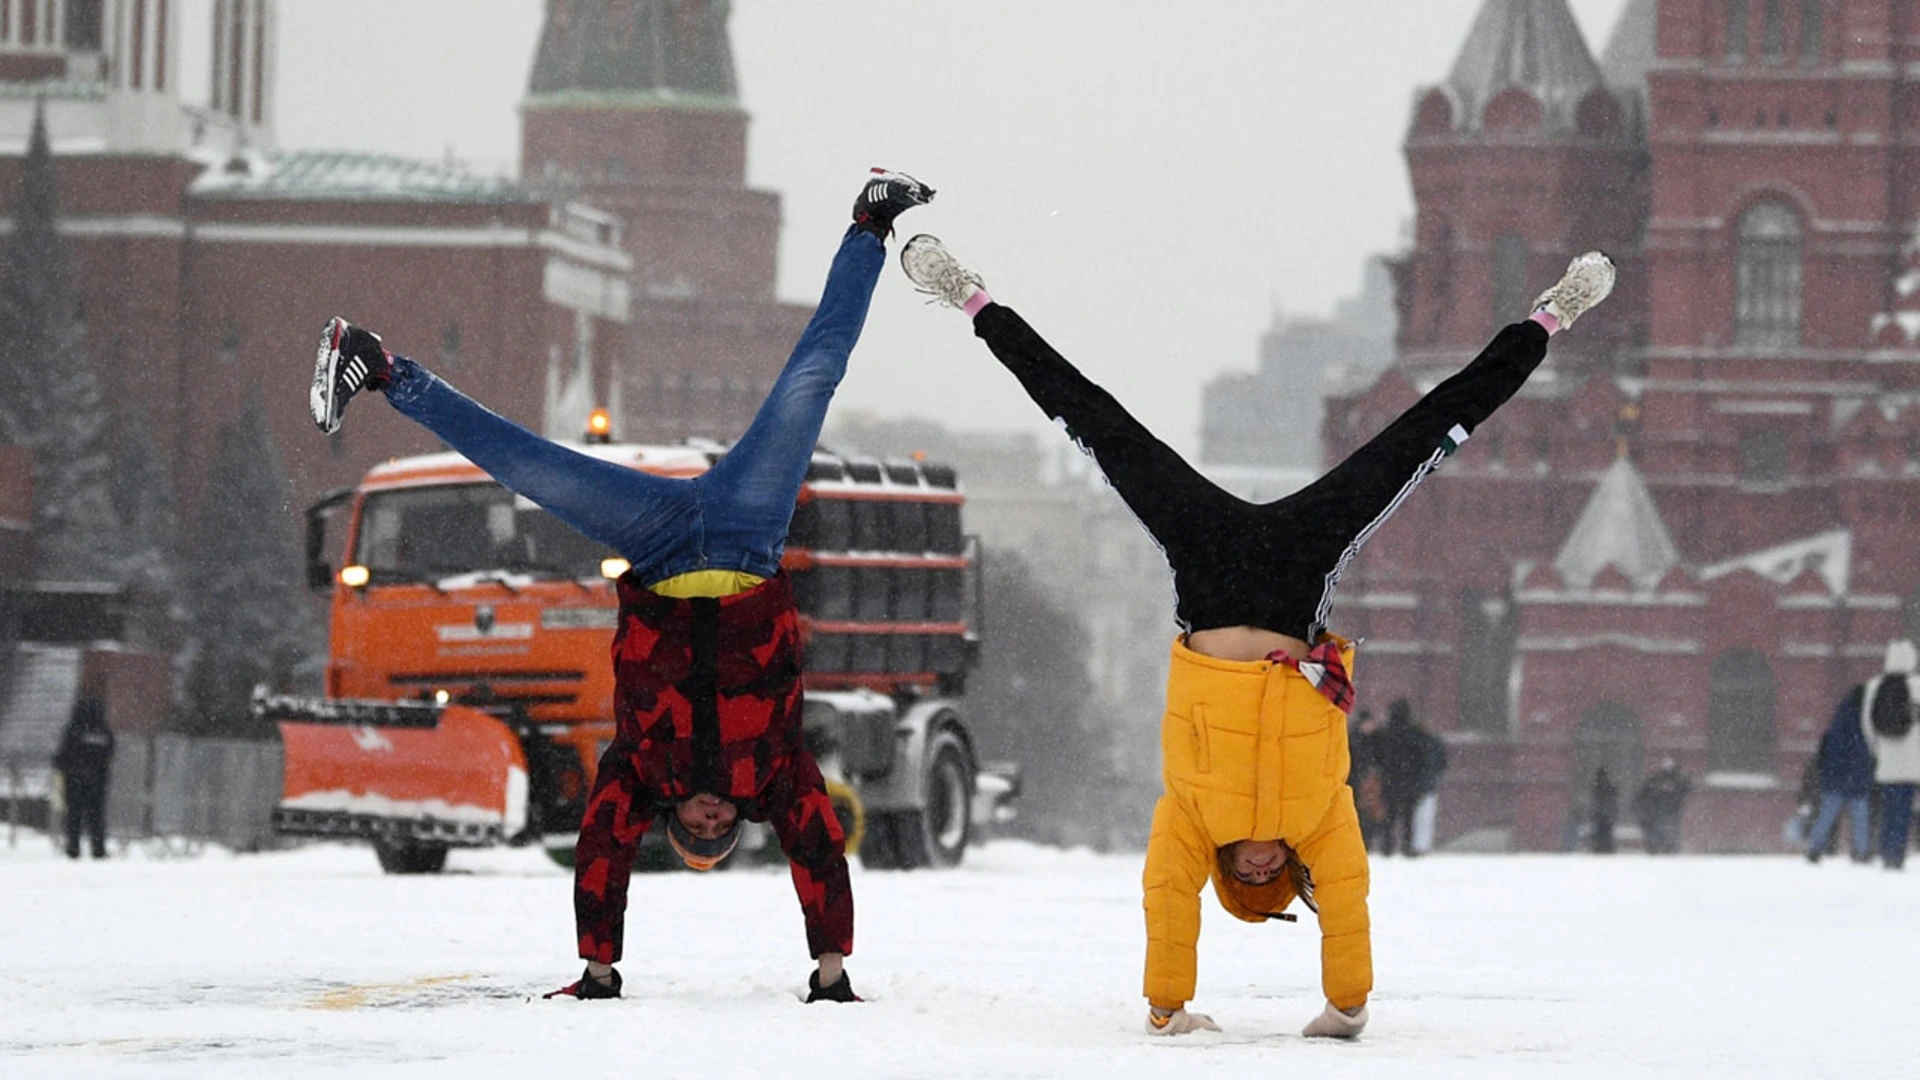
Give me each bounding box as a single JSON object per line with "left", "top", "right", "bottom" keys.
{"left": 272, "top": 0, "right": 1631, "bottom": 455}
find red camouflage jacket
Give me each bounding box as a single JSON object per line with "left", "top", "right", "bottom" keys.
{"left": 611, "top": 572, "right": 851, "bottom": 957}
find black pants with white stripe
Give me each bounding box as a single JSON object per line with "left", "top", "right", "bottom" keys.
{"left": 972, "top": 305, "right": 1551, "bottom": 641}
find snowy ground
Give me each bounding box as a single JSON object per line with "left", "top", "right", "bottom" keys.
{"left": 5, "top": 836, "right": 1919, "bottom": 1079}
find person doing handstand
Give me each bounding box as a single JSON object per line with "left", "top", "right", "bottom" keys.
{"left": 307, "top": 170, "right": 934, "bottom": 1004}
{"left": 898, "top": 232, "right": 1614, "bottom": 1038}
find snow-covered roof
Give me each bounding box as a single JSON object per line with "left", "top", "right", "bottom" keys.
{"left": 1867, "top": 227, "right": 1920, "bottom": 348}
{"left": 189, "top": 149, "right": 527, "bottom": 204}
{"left": 1699, "top": 529, "right": 1851, "bottom": 595}
{"left": 1443, "top": 0, "right": 1605, "bottom": 132}
{"left": 1599, "top": 0, "right": 1656, "bottom": 91}
{"left": 1552, "top": 455, "right": 1680, "bottom": 591}
{"left": 1598, "top": 0, "right": 1656, "bottom": 134}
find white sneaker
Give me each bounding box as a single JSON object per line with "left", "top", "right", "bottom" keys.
{"left": 1301, "top": 1001, "right": 1368, "bottom": 1039}
{"left": 899, "top": 234, "right": 986, "bottom": 310}
{"left": 1531, "top": 251, "right": 1616, "bottom": 329}
{"left": 1145, "top": 1007, "right": 1221, "bottom": 1036}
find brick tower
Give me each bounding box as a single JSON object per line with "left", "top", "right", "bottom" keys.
{"left": 520, "top": 0, "right": 812, "bottom": 444}
{"left": 1325, "top": 0, "right": 1920, "bottom": 851}
{"left": 1397, "top": 0, "right": 1646, "bottom": 374}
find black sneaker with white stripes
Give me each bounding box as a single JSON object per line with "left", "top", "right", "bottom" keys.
{"left": 851, "top": 168, "right": 934, "bottom": 240}
{"left": 309, "top": 316, "right": 393, "bottom": 435}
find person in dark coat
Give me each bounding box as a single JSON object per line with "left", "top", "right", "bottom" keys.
{"left": 53, "top": 698, "right": 114, "bottom": 860}
{"left": 1410, "top": 724, "right": 1449, "bottom": 854}
{"left": 1374, "top": 699, "right": 1432, "bottom": 856}
{"left": 1589, "top": 768, "right": 1619, "bottom": 854}
{"left": 1859, "top": 640, "right": 1920, "bottom": 869}
{"left": 1632, "top": 758, "right": 1691, "bottom": 855}
{"left": 1347, "top": 709, "right": 1385, "bottom": 851}
{"left": 1805, "top": 686, "right": 1875, "bottom": 863}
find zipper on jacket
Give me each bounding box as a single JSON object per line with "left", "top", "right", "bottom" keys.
{"left": 688, "top": 597, "right": 721, "bottom": 793}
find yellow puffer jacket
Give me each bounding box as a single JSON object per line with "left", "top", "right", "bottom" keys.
{"left": 1142, "top": 636, "right": 1372, "bottom": 1012}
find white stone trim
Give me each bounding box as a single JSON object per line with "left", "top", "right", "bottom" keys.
{"left": 1516, "top": 634, "right": 1702, "bottom": 654}
{"left": 1515, "top": 591, "right": 1706, "bottom": 607}
{"left": 192, "top": 221, "right": 541, "bottom": 248}
{"left": 1334, "top": 592, "right": 1419, "bottom": 610}
{"left": 1711, "top": 400, "right": 1815, "bottom": 415}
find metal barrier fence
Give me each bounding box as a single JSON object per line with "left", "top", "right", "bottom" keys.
{"left": 12, "top": 734, "right": 285, "bottom": 853}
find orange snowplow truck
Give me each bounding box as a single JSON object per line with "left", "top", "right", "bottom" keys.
{"left": 257, "top": 435, "right": 1016, "bottom": 874}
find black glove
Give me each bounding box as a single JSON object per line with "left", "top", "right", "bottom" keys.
{"left": 806, "top": 969, "right": 860, "bottom": 1003}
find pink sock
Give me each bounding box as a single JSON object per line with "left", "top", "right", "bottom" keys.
{"left": 1529, "top": 309, "right": 1561, "bottom": 335}
{"left": 963, "top": 289, "right": 994, "bottom": 319}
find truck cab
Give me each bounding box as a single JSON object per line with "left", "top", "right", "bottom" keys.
{"left": 270, "top": 437, "right": 1015, "bottom": 873}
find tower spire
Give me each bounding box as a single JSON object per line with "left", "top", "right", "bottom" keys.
{"left": 1444, "top": 0, "right": 1603, "bottom": 132}
{"left": 528, "top": 0, "right": 737, "bottom": 104}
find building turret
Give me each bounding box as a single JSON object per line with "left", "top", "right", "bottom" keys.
{"left": 519, "top": 0, "right": 809, "bottom": 445}
{"left": 527, "top": 0, "right": 735, "bottom": 100}
{"left": 1398, "top": 0, "right": 1643, "bottom": 372}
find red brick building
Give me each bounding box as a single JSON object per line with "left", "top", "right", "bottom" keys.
{"left": 0, "top": 0, "right": 805, "bottom": 529}
{"left": 0, "top": 0, "right": 637, "bottom": 529}
{"left": 1329, "top": 0, "right": 1920, "bottom": 850}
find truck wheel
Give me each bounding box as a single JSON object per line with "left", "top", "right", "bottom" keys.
{"left": 920, "top": 733, "right": 974, "bottom": 869}
{"left": 373, "top": 840, "right": 449, "bottom": 875}
{"left": 859, "top": 732, "right": 974, "bottom": 871}
{"left": 858, "top": 812, "right": 907, "bottom": 869}
{"left": 860, "top": 811, "right": 921, "bottom": 869}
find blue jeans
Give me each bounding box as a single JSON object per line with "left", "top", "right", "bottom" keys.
{"left": 1881, "top": 783, "right": 1916, "bottom": 868}
{"left": 382, "top": 227, "right": 884, "bottom": 581}
{"left": 1806, "top": 791, "right": 1870, "bottom": 860}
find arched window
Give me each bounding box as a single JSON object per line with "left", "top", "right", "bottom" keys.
{"left": 1708, "top": 649, "right": 1777, "bottom": 773}
{"left": 1800, "top": 0, "right": 1825, "bottom": 64}
{"left": 1456, "top": 588, "right": 1517, "bottom": 734}
{"left": 1726, "top": 0, "right": 1750, "bottom": 59}
{"left": 1492, "top": 232, "right": 1530, "bottom": 330}
{"left": 1735, "top": 200, "right": 1802, "bottom": 348}
{"left": 1762, "top": 0, "right": 1788, "bottom": 62}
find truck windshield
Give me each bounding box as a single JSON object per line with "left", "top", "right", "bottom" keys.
{"left": 354, "top": 483, "right": 613, "bottom": 582}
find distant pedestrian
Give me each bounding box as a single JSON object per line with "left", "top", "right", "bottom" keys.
{"left": 1632, "top": 758, "right": 1690, "bottom": 855}
{"left": 1805, "top": 685, "right": 1875, "bottom": 864}
{"left": 53, "top": 698, "right": 114, "bottom": 860}
{"left": 1410, "top": 723, "right": 1449, "bottom": 855}
{"left": 1589, "top": 768, "right": 1618, "bottom": 855}
{"left": 1861, "top": 639, "right": 1920, "bottom": 870}
{"left": 1375, "top": 699, "right": 1435, "bottom": 856}
{"left": 1785, "top": 749, "right": 1822, "bottom": 850}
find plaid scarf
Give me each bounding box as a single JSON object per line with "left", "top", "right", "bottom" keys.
{"left": 1270, "top": 639, "right": 1354, "bottom": 715}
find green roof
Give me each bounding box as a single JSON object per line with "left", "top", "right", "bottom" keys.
{"left": 189, "top": 149, "right": 528, "bottom": 204}
{"left": 527, "top": 0, "right": 736, "bottom": 103}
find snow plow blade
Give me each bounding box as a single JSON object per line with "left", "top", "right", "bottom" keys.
{"left": 257, "top": 694, "right": 529, "bottom": 847}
